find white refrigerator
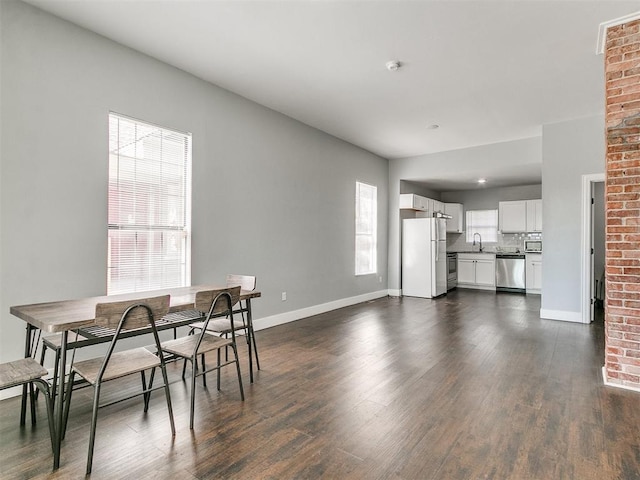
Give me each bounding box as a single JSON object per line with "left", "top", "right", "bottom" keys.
{"left": 402, "top": 217, "right": 447, "bottom": 298}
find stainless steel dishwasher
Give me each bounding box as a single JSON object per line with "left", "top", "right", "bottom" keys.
{"left": 495, "top": 253, "right": 526, "bottom": 293}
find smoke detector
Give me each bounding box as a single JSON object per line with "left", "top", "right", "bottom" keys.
{"left": 385, "top": 60, "right": 401, "bottom": 72}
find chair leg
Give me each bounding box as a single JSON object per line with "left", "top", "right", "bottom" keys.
{"left": 86, "top": 383, "right": 102, "bottom": 475}
{"left": 158, "top": 362, "right": 176, "bottom": 436}
{"left": 29, "top": 383, "right": 37, "bottom": 425}
{"left": 232, "top": 343, "right": 245, "bottom": 401}
{"left": 189, "top": 358, "right": 197, "bottom": 430}
{"left": 32, "top": 379, "right": 57, "bottom": 458}
{"left": 145, "top": 367, "right": 156, "bottom": 412}
{"left": 20, "top": 384, "right": 28, "bottom": 426}
{"left": 217, "top": 349, "right": 221, "bottom": 391}
{"left": 201, "top": 353, "right": 207, "bottom": 387}
{"left": 140, "top": 370, "right": 149, "bottom": 410}
{"left": 181, "top": 358, "right": 188, "bottom": 380}
{"left": 182, "top": 328, "right": 196, "bottom": 380}
{"left": 50, "top": 348, "right": 61, "bottom": 409}
{"left": 35, "top": 343, "right": 48, "bottom": 402}
{"left": 61, "top": 371, "right": 76, "bottom": 440}
{"left": 250, "top": 326, "right": 261, "bottom": 371}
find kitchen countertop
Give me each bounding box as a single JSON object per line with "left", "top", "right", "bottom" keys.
{"left": 449, "top": 251, "right": 497, "bottom": 255}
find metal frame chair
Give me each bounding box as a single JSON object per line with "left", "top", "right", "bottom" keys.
{"left": 0, "top": 358, "right": 56, "bottom": 468}
{"left": 62, "top": 295, "right": 176, "bottom": 474}
{"left": 156, "top": 286, "right": 244, "bottom": 429}
{"left": 186, "top": 275, "right": 260, "bottom": 378}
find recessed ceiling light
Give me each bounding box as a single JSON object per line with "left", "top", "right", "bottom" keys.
{"left": 426, "top": 124, "right": 439, "bottom": 130}
{"left": 478, "top": 178, "right": 487, "bottom": 184}
{"left": 385, "top": 60, "right": 401, "bottom": 72}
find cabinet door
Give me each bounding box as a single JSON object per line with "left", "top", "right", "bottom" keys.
{"left": 432, "top": 200, "right": 444, "bottom": 215}
{"left": 526, "top": 255, "right": 542, "bottom": 292}
{"left": 475, "top": 259, "right": 496, "bottom": 286}
{"left": 526, "top": 199, "right": 542, "bottom": 232}
{"left": 499, "top": 200, "right": 527, "bottom": 232}
{"left": 444, "top": 203, "right": 463, "bottom": 233}
{"left": 531, "top": 261, "right": 542, "bottom": 290}
{"left": 399, "top": 194, "right": 429, "bottom": 212}
{"left": 457, "top": 259, "right": 476, "bottom": 284}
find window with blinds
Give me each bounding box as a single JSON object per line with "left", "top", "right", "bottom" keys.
{"left": 108, "top": 113, "right": 192, "bottom": 295}
{"left": 465, "top": 209, "right": 498, "bottom": 243}
{"left": 355, "top": 181, "right": 377, "bottom": 275}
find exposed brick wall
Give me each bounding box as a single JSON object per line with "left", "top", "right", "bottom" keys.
{"left": 605, "top": 19, "right": 640, "bottom": 390}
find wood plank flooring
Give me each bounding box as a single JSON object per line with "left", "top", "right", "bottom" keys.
{"left": 1, "top": 290, "right": 639, "bottom": 479}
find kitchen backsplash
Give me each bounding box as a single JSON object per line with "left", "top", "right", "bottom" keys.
{"left": 446, "top": 232, "right": 542, "bottom": 252}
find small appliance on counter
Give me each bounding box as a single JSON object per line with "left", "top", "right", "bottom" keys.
{"left": 525, "top": 240, "right": 542, "bottom": 252}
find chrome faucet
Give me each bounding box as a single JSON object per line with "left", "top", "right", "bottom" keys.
{"left": 473, "top": 233, "right": 483, "bottom": 252}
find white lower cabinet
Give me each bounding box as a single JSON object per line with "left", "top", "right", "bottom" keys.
{"left": 457, "top": 253, "right": 496, "bottom": 290}
{"left": 526, "top": 253, "right": 542, "bottom": 294}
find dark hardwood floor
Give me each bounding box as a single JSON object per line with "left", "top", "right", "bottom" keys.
{"left": 1, "top": 290, "right": 639, "bottom": 479}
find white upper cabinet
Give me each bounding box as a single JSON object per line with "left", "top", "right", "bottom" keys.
{"left": 444, "top": 203, "right": 464, "bottom": 233}
{"left": 499, "top": 199, "right": 542, "bottom": 233}
{"left": 400, "top": 194, "right": 445, "bottom": 217}
{"left": 526, "top": 199, "right": 543, "bottom": 232}
{"left": 499, "top": 200, "right": 527, "bottom": 232}
{"left": 399, "top": 194, "right": 429, "bottom": 211}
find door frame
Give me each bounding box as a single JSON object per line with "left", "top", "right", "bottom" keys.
{"left": 581, "top": 173, "right": 605, "bottom": 324}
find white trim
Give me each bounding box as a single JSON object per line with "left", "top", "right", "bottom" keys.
{"left": 581, "top": 173, "right": 605, "bottom": 324}
{"left": 253, "top": 290, "right": 389, "bottom": 331}
{"left": 388, "top": 289, "right": 402, "bottom": 297}
{"left": 597, "top": 12, "right": 640, "bottom": 54}
{"left": 602, "top": 366, "right": 640, "bottom": 393}
{"left": 540, "top": 308, "right": 582, "bottom": 323}
{"left": 0, "top": 386, "right": 23, "bottom": 401}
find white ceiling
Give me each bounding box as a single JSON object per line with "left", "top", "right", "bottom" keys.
{"left": 22, "top": 0, "right": 640, "bottom": 190}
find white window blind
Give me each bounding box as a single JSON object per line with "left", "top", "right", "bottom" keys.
{"left": 355, "top": 181, "right": 377, "bottom": 275}
{"left": 465, "top": 209, "right": 498, "bottom": 243}
{"left": 108, "top": 113, "right": 192, "bottom": 295}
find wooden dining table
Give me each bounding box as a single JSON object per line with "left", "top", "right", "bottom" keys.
{"left": 9, "top": 284, "right": 261, "bottom": 469}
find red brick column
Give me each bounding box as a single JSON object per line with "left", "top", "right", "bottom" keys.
{"left": 604, "top": 18, "right": 640, "bottom": 390}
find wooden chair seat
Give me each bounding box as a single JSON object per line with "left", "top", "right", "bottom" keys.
{"left": 188, "top": 318, "right": 245, "bottom": 335}
{"left": 0, "top": 358, "right": 56, "bottom": 468}
{"left": 72, "top": 347, "right": 161, "bottom": 385}
{"left": 161, "top": 334, "right": 233, "bottom": 359}
{"left": 0, "top": 358, "right": 49, "bottom": 390}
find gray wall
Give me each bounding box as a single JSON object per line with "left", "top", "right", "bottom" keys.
{"left": 541, "top": 115, "right": 605, "bottom": 318}
{"left": 0, "top": 1, "right": 389, "bottom": 364}
{"left": 388, "top": 137, "right": 542, "bottom": 291}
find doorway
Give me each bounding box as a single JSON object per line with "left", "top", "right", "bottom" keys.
{"left": 581, "top": 173, "right": 605, "bottom": 323}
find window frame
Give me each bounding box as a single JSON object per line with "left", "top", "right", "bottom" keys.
{"left": 465, "top": 209, "right": 498, "bottom": 243}
{"left": 355, "top": 181, "right": 377, "bottom": 276}
{"left": 107, "top": 112, "right": 192, "bottom": 295}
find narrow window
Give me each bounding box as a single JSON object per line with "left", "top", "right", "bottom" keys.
{"left": 355, "top": 181, "right": 377, "bottom": 275}
{"left": 465, "top": 209, "right": 498, "bottom": 243}
{"left": 108, "top": 113, "right": 192, "bottom": 295}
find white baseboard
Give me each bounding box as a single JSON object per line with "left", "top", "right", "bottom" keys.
{"left": 388, "top": 289, "right": 402, "bottom": 297}
{"left": 0, "top": 386, "right": 23, "bottom": 401}
{"left": 602, "top": 366, "right": 640, "bottom": 393}
{"left": 539, "top": 308, "right": 583, "bottom": 323}
{"left": 254, "top": 289, "right": 389, "bottom": 331}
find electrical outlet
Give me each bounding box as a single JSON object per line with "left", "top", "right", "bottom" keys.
{"left": 379, "top": 276, "right": 383, "bottom": 283}
{"left": 281, "top": 291, "right": 287, "bottom": 301}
